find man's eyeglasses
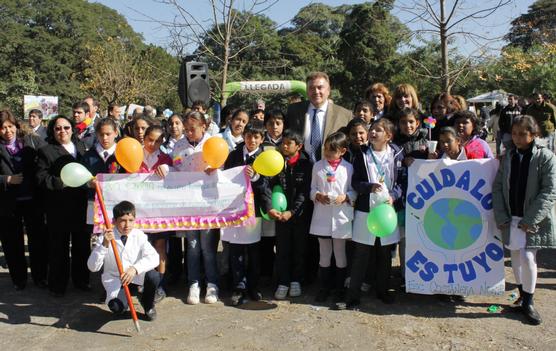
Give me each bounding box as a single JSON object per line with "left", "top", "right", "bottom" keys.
{"left": 54, "top": 126, "right": 71, "bottom": 132}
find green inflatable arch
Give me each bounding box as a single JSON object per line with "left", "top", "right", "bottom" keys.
{"left": 222, "top": 80, "right": 307, "bottom": 102}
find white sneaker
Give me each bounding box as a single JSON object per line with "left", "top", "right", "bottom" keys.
{"left": 289, "top": 282, "right": 302, "bottom": 297}
{"left": 361, "top": 282, "right": 371, "bottom": 293}
{"left": 205, "top": 283, "right": 219, "bottom": 304}
{"left": 187, "top": 283, "right": 200, "bottom": 305}
{"left": 274, "top": 285, "right": 289, "bottom": 300}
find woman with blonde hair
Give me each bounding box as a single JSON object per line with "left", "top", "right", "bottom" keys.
{"left": 388, "top": 84, "right": 421, "bottom": 123}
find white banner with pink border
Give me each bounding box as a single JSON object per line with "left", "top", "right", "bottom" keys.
{"left": 93, "top": 167, "right": 254, "bottom": 233}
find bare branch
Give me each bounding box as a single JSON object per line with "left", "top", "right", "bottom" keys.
{"left": 446, "top": 0, "right": 511, "bottom": 31}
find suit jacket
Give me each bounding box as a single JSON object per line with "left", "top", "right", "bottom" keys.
{"left": 0, "top": 135, "right": 45, "bottom": 216}
{"left": 36, "top": 141, "right": 88, "bottom": 230}
{"left": 285, "top": 100, "right": 352, "bottom": 160}
{"left": 34, "top": 125, "right": 48, "bottom": 141}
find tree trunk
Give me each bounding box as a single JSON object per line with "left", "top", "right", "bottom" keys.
{"left": 440, "top": 0, "right": 450, "bottom": 93}
{"left": 219, "top": 26, "right": 232, "bottom": 107}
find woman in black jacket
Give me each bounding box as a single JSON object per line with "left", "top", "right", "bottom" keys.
{"left": 36, "top": 115, "right": 89, "bottom": 296}
{"left": 0, "top": 109, "right": 47, "bottom": 290}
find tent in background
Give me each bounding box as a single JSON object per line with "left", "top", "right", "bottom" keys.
{"left": 467, "top": 90, "right": 510, "bottom": 104}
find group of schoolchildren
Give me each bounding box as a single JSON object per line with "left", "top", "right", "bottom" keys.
{"left": 1, "top": 83, "right": 555, "bottom": 327}
{"left": 86, "top": 94, "right": 556, "bottom": 327}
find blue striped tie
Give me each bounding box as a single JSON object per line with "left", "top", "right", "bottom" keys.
{"left": 310, "top": 108, "right": 321, "bottom": 162}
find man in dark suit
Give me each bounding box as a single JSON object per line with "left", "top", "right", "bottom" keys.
{"left": 28, "top": 109, "right": 48, "bottom": 140}
{"left": 285, "top": 72, "right": 353, "bottom": 163}
{"left": 285, "top": 72, "right": 352, "bottom": 284}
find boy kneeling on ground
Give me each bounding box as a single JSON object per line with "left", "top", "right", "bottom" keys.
{"left": 87, "top": 201, "right": 160, "bottom": 320}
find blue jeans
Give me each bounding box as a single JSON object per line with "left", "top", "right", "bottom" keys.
{"left": 185, "top": 229, "right": 219, "bottom": 286}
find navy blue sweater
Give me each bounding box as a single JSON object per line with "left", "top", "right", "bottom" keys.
{"left": 351, "top": 143, "right": 404, "bottom": 212}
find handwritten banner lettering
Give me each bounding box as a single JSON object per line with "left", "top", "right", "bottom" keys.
{"left": 94, "top": 167, "right": 254, "bottom": 233}
{"left": 405, "top": 159, "right": 505, "bottom": 296}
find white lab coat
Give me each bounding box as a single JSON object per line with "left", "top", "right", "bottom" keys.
{"left": 87, "top": 228, "right": 159, "bottom": 304}
{"left": 309, "top": 159, "right": 357, "bottom": 239}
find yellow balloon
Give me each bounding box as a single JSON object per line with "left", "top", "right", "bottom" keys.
{"left": 202, "top": 137, "right": 229, "bottom": 168}
{"left": 115, "top": 137, "right": 144, "bottom": 173}
{"left": 253, "top": 149, "right": 284, "bottom": 176}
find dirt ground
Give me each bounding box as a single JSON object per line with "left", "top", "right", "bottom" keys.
{"left": 1, "top": 249, "right": 555, "bottom": 351}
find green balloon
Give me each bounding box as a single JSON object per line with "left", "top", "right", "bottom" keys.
{"left": 272, "top": 185, "right": 284, "bottom": 194}
{"left": 272, "top": 191, "right": 287, "bottom": 212}
{"left": 60, "top": 162, "right": 93, "bottom": 188}
{"left": 260, "top": 208, "right": 272, "bottom": 221}
{"left": 367, "top": 204, "right": 398, "bottom": 237}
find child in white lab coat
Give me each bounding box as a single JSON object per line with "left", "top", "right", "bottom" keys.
{"left": 310, "top": 132, "right": 356, "bottom": 305}
{"left": 87, "top": 201, "right": 160, "bottom": 320}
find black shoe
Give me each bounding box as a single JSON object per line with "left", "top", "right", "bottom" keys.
{"left": 248, "top": 290, "right": 263, "bottom": 301}
{"left": 377, "top": 291, "right": 395, "bottom": 304}
{"left": 74, "top": 283, "right": 92, "bottom": 292}
{"left": 345, "top": 298, "right": 361, "bottom": 310}
{"left": 522, "top": 304, "right": 542, "bottom": 325}
{"left": 145, "top": 307, "right": 157, "bottom": 321}
{"left": 231, "top": 290, "right": 246, "bottom": 306}
{"left": 14, "top": 282, "right": 26, "bottom": 291}
{"left": 108, "top": 298, "right": 125, "bottom": 314}
{"left": 315, "top": 288, "right": 330, "bottom": 303}
{"left": 521, "top": 292, "right": 542, "bottom": 325}
{"left": 154, "top": 287, "right": 166, "bottom": 304}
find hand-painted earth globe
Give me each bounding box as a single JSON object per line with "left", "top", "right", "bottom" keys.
{"left": 424, "top": 198, "right": 482, "bottom": 250}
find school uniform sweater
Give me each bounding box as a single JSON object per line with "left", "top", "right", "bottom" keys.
{"left": 269, "top": 151, "right": 312, "bottom": 220}
{"left": 351, "top": 143, "right": 404, "bottom": 213}
{"left": 83, "top": 145, "right": 125, "bottom": 200}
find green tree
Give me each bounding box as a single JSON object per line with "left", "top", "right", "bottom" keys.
{"left": 336, "top": 0, "right": 409, "bottom": 107}
{"left": 505, "top": 0, "right": 556, "bottom": 51}
{"left": 478, "top": 44, "right": 556, "bottom": 96}
{"left": 279, "top": 3, "right": 350, "bottom": 87}
{"left": 0, "top": 69, "right": 39, "bottom": 117}
{"left": 0, "top": 0, "right": 145, "bottom": 114}
{"left": 81, "top": 38, "right": 180, "bottom": 111}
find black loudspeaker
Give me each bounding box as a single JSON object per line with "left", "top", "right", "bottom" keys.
{"left": 178, "top": 61, "right": 210, "bottom": 107}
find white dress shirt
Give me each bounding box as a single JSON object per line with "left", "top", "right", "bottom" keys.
{"left": 304, "top": 100, "right": 328, "bottom": 156}
{"left": 62, "top": 142, "right": 77, "bottom": 158}
{"left": 95, "top": 143, "right": 116, "bottom": 161}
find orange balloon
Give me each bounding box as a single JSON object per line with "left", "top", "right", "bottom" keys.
{"left": 202, "top": 137, "right": 229, "bottom": 168}
{"left": 115, "top": 137, "right": 144, "bottom": 172}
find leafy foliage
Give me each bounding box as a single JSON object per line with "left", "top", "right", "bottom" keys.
{"left": 336, "top": 0, "right": 408, "bottom": 107}
{"left": 0, "top": 0, "right": 178, "bottom": 115}
{"left": 505, "top": 0, "right": 556, "bottom": 51}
